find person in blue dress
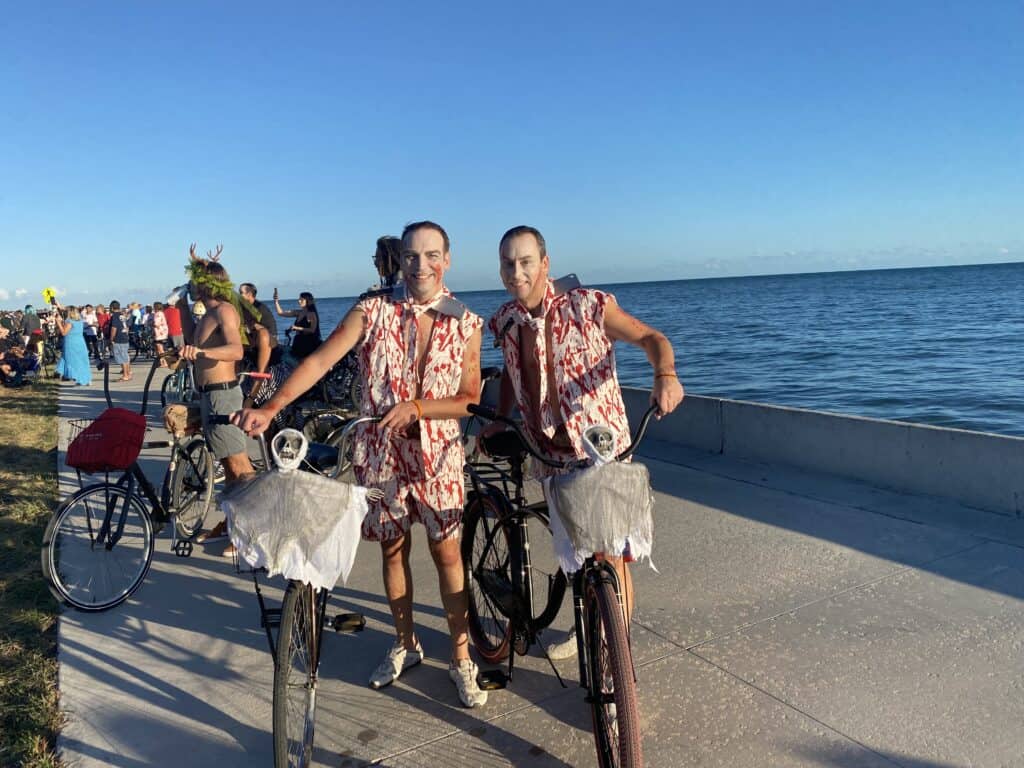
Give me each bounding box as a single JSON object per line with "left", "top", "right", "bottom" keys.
{"left": 54, "top": 303, "right": 92, "bottom": 386}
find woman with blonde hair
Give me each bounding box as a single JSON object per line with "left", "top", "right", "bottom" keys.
{"left": 54, "top": 303, "right": 92, "bottom": 386}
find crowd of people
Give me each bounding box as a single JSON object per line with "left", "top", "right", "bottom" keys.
{"left": 12, "top": 226, "right": 685, "bottom": 712}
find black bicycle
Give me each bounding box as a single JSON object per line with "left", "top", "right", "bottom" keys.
{"left": 462, "top": 403, "right": 659, "bottom": 768}
{"left": 41, "top": 355, "right": 268, "bottom": 610}
{"left": 228, "top": 417, "right": 379, "bottom": 768}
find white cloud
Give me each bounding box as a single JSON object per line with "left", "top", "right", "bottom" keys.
{"left": 0, "top": 289, "right": 9, "bottom": 301}
{"left": 999, "top": 247, "right": 1010, "bottom": 254}
{"left": 14, "top": 288, "right": 28, "bottom": 297}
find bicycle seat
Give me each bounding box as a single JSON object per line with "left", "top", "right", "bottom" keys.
{"left": 303, "top": 442, "right": 340, "bottom": 472}
{"left": 480, "top": 430, "right": 527, "bottom": 460}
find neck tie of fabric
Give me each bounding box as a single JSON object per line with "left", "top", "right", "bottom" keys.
{"left": 402, "top": 287, "right": 446, "bottom": 318}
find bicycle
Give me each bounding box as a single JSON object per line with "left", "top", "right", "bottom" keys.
{"left": 224, "top": 417, "right": 380, "bottom": 768}
{"left": 462, "top": 403, "right": 659, "bottom": 768}
{"left": 160, "top": 358, "right": 198, "bottom": 407}
{"left": 40, "top": 355, "right": 269, "bottom": 611}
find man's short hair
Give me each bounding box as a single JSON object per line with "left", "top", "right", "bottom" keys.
{"left": 402, "top": 221, "right": 450, "bottom": 253}
{"left": 239, "top": 282, "right": 257, "bottom": 297}
{"left": 499, "top": 225, "right": 547, "bottom": 259}
{"left": 110, "top": 300, "right": 120, "bottom": 310}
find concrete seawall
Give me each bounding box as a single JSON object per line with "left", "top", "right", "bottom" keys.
{"left": 622, "top": 387, "right": 1024, "bottom": 518}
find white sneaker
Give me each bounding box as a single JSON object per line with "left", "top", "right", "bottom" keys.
{"left": 546, "top": 629, "right": 578, "bottom": 660}
{"left": 449, "top": 658, "right": 488, "bottom": 708}
{"left": 368, "top": 640, "right": 423, "bottom": 689}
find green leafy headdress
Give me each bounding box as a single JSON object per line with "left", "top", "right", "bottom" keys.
{"left": 186, "top": 244, "right": 262, "bottom": 345}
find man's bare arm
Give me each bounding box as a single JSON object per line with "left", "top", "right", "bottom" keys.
{"left": 604, "top": 299, "right": 684, "bottom": 416}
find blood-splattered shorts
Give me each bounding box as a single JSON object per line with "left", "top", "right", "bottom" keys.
{"left": 357, "top": 435, "right": 464, "bottom": 543}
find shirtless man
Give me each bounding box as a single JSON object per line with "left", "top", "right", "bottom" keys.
{"left": 235, "top": 221, "right": 488, "bottom": 708}
{"left": 485, "top": 225, "right": 685, "bottom": 656}
{"left": 175, "top": 245, "right": 254, "bottom": 550}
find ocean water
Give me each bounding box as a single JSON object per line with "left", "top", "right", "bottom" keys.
{"left": 277, "top": 261, "right": 1024, "bottom": 437}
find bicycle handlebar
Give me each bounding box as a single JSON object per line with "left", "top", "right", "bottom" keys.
{"left": 467, "top": 403, "right": 660, "bottom": 468}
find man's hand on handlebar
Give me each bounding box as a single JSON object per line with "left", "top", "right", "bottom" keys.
{"left": 379, "top": 401, "right": 419, "bottom": 432}
{"left": 180, "top": 344, "right": 204, "bottom": 362}
{"left": 651, "top": 376, "right": 684, "bottom": 419}
{"left": 231, "top": 408, "right": 273, "bottom": 437}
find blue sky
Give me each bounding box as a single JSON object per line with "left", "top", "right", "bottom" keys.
{"left": 2, "top": 1, "right": 1021, "bottom": 308}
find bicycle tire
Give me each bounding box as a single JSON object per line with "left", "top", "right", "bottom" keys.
{"left": 462, "top": 492, "right": 514, "bottom": 663}
{"left": 274, "top": 581, "right": 319, "bottom": 768}
{"left": 171, "top": 436, "right": 215, "bottom": 540}
{"left": 41, "top": 483, "right": 154, "bottom": 612}
{"left": 586, "top": 575, "right": 643, "bottom": 768}
{"left": 160, "top": 372, "right": 175, "bottom": 407}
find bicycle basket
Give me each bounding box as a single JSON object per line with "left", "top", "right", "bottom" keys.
{"left": 220, "top": 470, "right": 371, "bottom": 590}
{"left": 544, "top": 461, "right": 655, "bottom": 574}
{"left": 65, "top": 408, "right": 147, "bottom": 474}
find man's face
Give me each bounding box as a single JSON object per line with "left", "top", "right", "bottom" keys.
{"left": 500, "top": 233, "right": 549, "bottom": 307}
{"left": 401, "top": 228, "right": 450, "bottom": 301}
{"left": 240, "top": 287, "right": 254, "bottom": 304}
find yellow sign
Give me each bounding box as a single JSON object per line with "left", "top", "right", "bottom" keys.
{"left": 41, "top": 287, "right": 57, "bottom": 305}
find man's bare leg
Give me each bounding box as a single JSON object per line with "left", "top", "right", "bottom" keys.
{"left": 428, "top": 533, "right": 471, "bottom": 663}
{"left": 381, "top": 534, "right": 418, "bottom": 650}
{"left": 220, "top": 452, "right": 254, "bottom": 484}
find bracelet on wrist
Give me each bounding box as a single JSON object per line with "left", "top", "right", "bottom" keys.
{"left": 412, "top": 399, "right": 423, "bottom": 420}
{"left": 655, "top": 371, "right": 677, "bottom": 380}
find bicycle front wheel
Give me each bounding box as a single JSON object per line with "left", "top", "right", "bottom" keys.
{"left": 160, "top": 372, "right": 176, "bottom": 407}
{"left": 274, "top": 581, "right": 320, "bottom": 768}
{"left": 462, "top": 493, "right": 514, "bottom": 663}
{"left": 41, "top": 483, "right": 154, "bottom": 612}
{"left": 170, "top": 436, "right": 215, "bottom": 540}
{"left": 586, "top": 574, "right": 643, "bottom": 768}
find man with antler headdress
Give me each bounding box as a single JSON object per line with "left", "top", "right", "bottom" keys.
{"left": 174, "top": 245, "right": 256, "bottom": 548}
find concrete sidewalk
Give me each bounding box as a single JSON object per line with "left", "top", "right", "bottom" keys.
{"left": 54, "top": 371, "right": 1024, "bottom": 767}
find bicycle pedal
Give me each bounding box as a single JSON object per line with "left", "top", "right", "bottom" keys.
{"left": 172, "top": 540, "right": 193, "bottom": 557}
{"left": 478, "top": 669, "right": 509, "bottom": 690}
{"left": 331, "top": 612, "right": 366, "bottom": 633}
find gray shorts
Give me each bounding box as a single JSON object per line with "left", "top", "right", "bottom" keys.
{"left": 200, "top": 387, "right": 247, "bottom": 460}
{"left": 112, "top": 342, "right": 130, "bottom": 364}
{"left": 170, "top": 334, "right": 184, "bottom": 349}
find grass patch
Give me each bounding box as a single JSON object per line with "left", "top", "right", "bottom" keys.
{"left": 0, "top": 380, "right": 62, "bottom": 768}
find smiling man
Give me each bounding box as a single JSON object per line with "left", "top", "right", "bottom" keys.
{"left": 234, "top": 221, "right": 488, "bottom": 707}
{"left": 486, "top": 224, "right": 685, "bottom": 657}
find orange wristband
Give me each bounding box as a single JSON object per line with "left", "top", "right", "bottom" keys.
{"left": 655, "top": 371, "right": 677, "bottom": 380}
{"left": 412, "top": 399, "right": 423, "bottom": 420}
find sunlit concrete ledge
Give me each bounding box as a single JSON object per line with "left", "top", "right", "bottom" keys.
{"left": 624, "top": 387, "right": 1024, "bottom": 519}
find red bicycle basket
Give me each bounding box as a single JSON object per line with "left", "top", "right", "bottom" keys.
{"left": 65, "top": 408, "right": 147, "bottom": 473}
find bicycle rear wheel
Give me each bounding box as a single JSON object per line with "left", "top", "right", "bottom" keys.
{"left": 170, "top": 436, "right": 215, "bottom": 540}
{"left": 586, "top": 574, "right": 643, "bottom": 768}
{"left": 273, "top": 581, "right": 321, "bottom": 768}
{"left": 462, "top": 493, "right": 514, "bottom": 662}
{"left": 41, "top": 483, "right": 154, "bottom": 612}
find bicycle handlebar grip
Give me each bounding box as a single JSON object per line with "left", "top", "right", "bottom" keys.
{"left": 208, "top": 414, "right": 233, "bottom": 426}
{"left": 246, "top": 372, "right": 272, "bottom": 379}
{"left": 467, "top": 404, "right": 498, "bottom": 420}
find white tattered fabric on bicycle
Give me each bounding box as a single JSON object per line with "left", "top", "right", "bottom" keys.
{"left": 220, "top": 430, "right": 372, "bottom": 590}
{"left": 544, "top": 460, "right": 656, "bottom": 575}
